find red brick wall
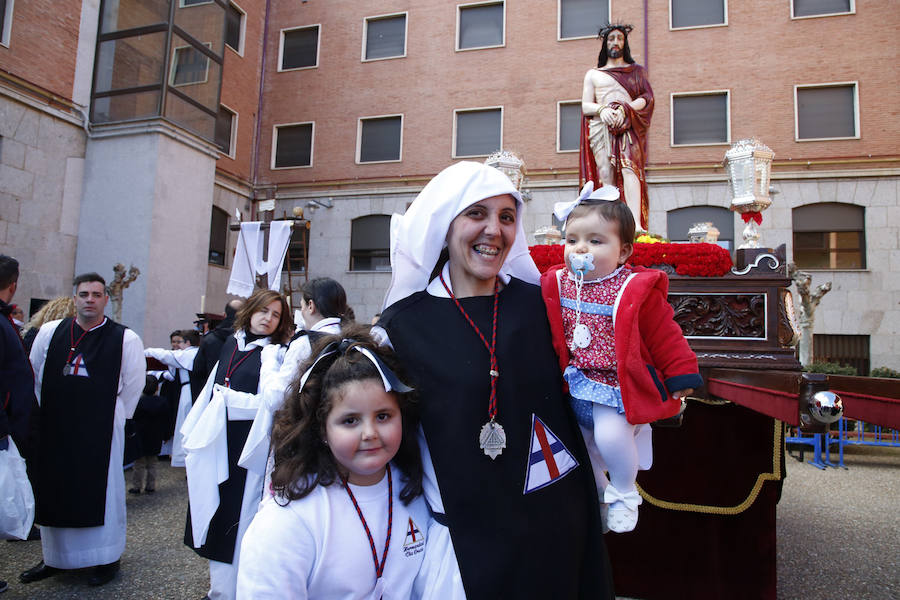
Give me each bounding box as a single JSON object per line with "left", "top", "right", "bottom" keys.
{"left": 216, "top": 0, "right": 266, "bottom": 181}
{"left": 0, "top": 0, "right": 80, "bottom": 99}
{"left": 254, "top": 0, "right": 899, "bottom": 185}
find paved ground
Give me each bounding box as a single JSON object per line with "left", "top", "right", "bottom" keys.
{"left": 1, "top": 445, "right": 898, "bottom": 599}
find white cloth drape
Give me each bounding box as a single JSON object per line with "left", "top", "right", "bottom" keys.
{"left": 227, "top": 221, "right": 293, "bottom": 297}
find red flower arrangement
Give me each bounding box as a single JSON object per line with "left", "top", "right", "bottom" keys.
{"left": 529, "top": 242, "right": 733, "bottom": 277}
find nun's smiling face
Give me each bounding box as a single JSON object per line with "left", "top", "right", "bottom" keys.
{"left": 445, "top": 194, "right": 517, "bottom": 297}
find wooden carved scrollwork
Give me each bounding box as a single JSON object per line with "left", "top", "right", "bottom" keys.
{"left": 669, "top": 294, "right": 766, "bottom": 338}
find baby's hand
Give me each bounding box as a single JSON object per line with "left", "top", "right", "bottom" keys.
{"left": 672, "top": 388, "right": 693, "bottom": 400}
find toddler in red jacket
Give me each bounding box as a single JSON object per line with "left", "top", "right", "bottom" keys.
{"left": 540, "top": 182, "right": 702, "bottom": 532}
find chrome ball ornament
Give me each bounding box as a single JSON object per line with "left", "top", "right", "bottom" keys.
{"left": 808, "top": 391, "right": 843, "bottom": 424}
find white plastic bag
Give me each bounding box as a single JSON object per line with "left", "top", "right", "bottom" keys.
{"left": 0, "top": 437, "right": 35, "bottom": 540}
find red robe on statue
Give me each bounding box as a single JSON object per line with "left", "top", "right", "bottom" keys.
{"left": 579, "top": 63, "right": 654, "bottom": 231}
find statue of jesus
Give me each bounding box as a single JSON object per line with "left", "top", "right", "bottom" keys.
{"left": 580, "top": 23, "right": 655, "bottom": 231}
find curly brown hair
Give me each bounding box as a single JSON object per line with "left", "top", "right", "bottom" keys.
{"left": 233, "top": 289, "right": 294, "bottom": 344}
{"left": 269, "top": 324, "right": 423, "bottom": 505}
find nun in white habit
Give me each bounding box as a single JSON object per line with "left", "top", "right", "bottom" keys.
{"left": 376, "top": 162, "right": 614, "bottom": 600}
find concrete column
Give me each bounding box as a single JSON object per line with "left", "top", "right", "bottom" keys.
{"left": 75, "top": 120, "right": 217, "bottom": 344}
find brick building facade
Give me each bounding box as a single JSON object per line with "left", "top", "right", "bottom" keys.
{"left": 2, "top": 0, "right": 898, "bottom": 369}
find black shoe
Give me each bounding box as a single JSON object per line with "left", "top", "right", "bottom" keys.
{"left": 87, "top": 561, "right": 120, "bottom": 586}
{"left": 144, "top": 487, "right": 155, "bottom": 494}
{"left": 19, "top": 561, "right": 60, "bottom": 583}
{"left": 128, "top": 488, "right": 141, "bottom": 495}
{"left": 0, "top": 579, "right": 8, "bottom": 593}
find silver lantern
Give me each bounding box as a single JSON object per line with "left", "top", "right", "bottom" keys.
{"left": 724, "top": 138, "right": 774, "bottom": 249}
{"left": 485, "top": 150, "right": 525, "bottom": 191}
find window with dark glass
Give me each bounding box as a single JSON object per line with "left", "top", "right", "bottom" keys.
{"left": 558, "top": 102, "right": 581, "bottom": 151}
{"left": 458, "top": 2, "right": 504, "bottom": 50}
{"left": 1, "top": 0, "right": 12, "bottom": 46}
{"left": 796, "top": 84, "right": 857, "bottom": 140}
{"left": 171, "top": 44, "right": 210, "bottom": 86}
{"left": 215, "top": 105, "right": 235, "bottom": 154}
{"left": 559, "top": 0, "right": 609, "bottom": 39}
{"left": 225, "top": 3, "right": 243, "bottom": 52}
{"left": 209, "top": 206, "right": 229, "bottom": 265}
{"left": 274, "top": 123, "right": 313, "bottom": 168}
{"left": 91, "top": 0, "right": 224, "bottom": 144}
{"left": 671, "top": 0, "right": 726, "bottom": 29}
{"left": 281, "top": 26, "right": 319, "bottom": 70}
{"left": 364, "top": 14, "right": 406, "bottom": 60}
{"left": 792, "top": 203, "right": 865, "bottom": 269}
{"left": 350, "top": 215, "right": 391, "bottom": 272}
{"left": 813, "top": 334, "right": 869, "bottom": 376}
{"left": 792, "top": 0, "right": 852, "bottom": 18}
{"left": 455, "top": 108, "right": 501, "bottom": 157}
{"left": 666, "top": 205, "right": 735, "bottom": 250}
{"left": 672, "top": 92, "right": 728, "bottom": 145}
{"left": 358, "top": 116, "right": 402, "bottom": 163}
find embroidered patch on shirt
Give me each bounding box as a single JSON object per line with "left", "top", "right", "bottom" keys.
{"left": 523, "top": 414, "right": 579, "bottom": 494}
{"left": 63, "top": 354, "right": 90, "bottom": 378}
{"left": 403, "top": 516, "right": 426, "bottom": 557}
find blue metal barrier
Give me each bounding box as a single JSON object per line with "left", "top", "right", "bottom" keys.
{"left": 786, "top": 418, "right": 899, "bottom": 469}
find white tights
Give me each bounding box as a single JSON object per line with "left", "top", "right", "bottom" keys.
{"left": 589, "top": 404, "right": 639, "bottom": 495}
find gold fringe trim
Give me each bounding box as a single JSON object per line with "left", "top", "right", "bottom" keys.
{"left": 636, "top": 419, "right": 784, "bottom": 515}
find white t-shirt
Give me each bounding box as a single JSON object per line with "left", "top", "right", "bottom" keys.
{"left": 237, "top": 464, "right": 429, "bottom": 599}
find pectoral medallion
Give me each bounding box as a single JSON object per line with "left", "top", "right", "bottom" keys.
{"left": 573, "top": 323, "right": 592, "bottom": 349}
{"left": 479, "top": 420, "right": 506, "bottom": 459}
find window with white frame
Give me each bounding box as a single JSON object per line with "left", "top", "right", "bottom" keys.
{"left": 215, "top": 105, "right": 236, "bottom": 156}
{"left": 280, "top": 25, "right": 319, "bottom": 71}
{"left": 559, "top": 0, "right": 609, "bottom": 40}
{"left": 457, "top": 2, "right": 504, "bottom": 51}
{"left": 358, "top": 115, "right": 402, "bottom": 163}
{"left": 795, "top": 83, "right": 858, "bottom": 141}
{"left": 1, "top": 0, "right": 14, "bottom": 47}
{"left": 273, "top": 122, "right": 313, "bottom": 168}
{"left": 170, "top": 43, "right": 210, "bottom": 86}
{"left": 666, "top": 205, "right": 734, "bottom": 249}
{"left": 792, "top": 0, "right": 853, "bottom": 19}
{"left": 225, "top": 2, "right": 245, "bottom": 54}
{"left": 350, "top": 215, "right": 392, "bottom": 271}
{"left": 454, "top": 108, "right": 502, "bottom": 157}
{"left": 671, "top": 91, "right": 729, "bottom": 146}
{"left": 792, "top": 203, "right": 865, "bottom": 270}
{"left": 363, "top": 13, "right": 406, "bottom": 60}
{"left": 670, "top": 0, "right": 726, "bottom": 29}
{"left": 558, "top": 101, "right": 581, "bottom": 152}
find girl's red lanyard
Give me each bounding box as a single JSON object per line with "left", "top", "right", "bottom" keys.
{"left": 439, "top": 273, "right": 507, "bottom": 459}
{"left": 343, "top": 468, "right": 393, "bottom": 592}
{"left": 222, "top": 342, "right": 259, "bottom": 388}
{"left": 67, "top": 319, "right": 91, "bottom": 364}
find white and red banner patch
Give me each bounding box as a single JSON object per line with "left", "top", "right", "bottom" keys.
{"left": 523, "top": 414, "right": 578, "bottom": 494}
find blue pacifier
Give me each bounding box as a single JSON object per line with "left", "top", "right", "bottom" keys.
{"left": 569, "top": 252, "right": 594, "bottom": 276}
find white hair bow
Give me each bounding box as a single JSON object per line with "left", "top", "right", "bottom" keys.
{"left": 553, "top": 181, "right": 620, "bottom": 222}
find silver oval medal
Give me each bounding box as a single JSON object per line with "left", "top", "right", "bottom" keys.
{"left": 573, "top": 323, "right": 591, "bottom": 349}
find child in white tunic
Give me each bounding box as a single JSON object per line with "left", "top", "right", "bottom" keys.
{"left": 237, "top": 327, "right": 427, "bottom": 600}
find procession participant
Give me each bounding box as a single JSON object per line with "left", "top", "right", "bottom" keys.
{"left": 237, "top": 329, "right": 427, "bottom": 598}
{"left": 377, "top": 161, "right": 614, "bottom": 599}
{"left": 181, "top": 289, "right": 292, "bottom": 600}
{"left": 192, "top": 299, "right": 243, "bottom": 401}
{"left": 146, "top": 330, "right": 200, "bottom": 466}
{"left": 239, "top": 277, "right": 348, "bottom": 479}
{"left": 21, "top": 272, "right": 145, "bottom": 587}
{"left": 581, "top": 23, "right": 654, "bottom": 231}
{"left": 21, "top": 297, "right": 75, "bottom": 354}
{"left": 0, "top": 255, "right": 34, "bottom": 459}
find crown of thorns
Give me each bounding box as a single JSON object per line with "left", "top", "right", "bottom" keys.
{"left": 598, "top": 23, "right": 633, "bottom": 38}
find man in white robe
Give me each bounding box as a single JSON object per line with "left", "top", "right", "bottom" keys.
{"left": 20, "top": 272, "right": 144, "bottom": 587}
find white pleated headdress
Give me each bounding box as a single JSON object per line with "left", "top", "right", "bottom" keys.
{"left": 382, "top": 161, "right": 540, "bottom": 310}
